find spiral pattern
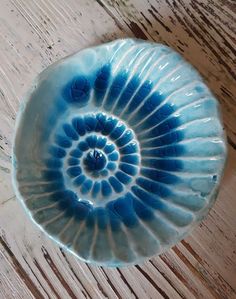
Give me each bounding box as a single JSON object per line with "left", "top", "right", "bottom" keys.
{"left": 48, "top": 113, "right": 140, "bottom": 202}
{"left": 13, "top": 39, "right": 227, "bottom": 266}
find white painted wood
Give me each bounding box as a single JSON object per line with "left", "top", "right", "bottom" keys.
{"left": 0, "top": 0, "right": 235, "bottom": 298}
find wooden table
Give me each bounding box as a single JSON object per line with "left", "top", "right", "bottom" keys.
{"left": 0, "top": 0, "right": 235, "bottom": 298}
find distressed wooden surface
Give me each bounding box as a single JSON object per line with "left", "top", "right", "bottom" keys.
{"left": 0, "top": 0, "right": 235, "bottom": 298}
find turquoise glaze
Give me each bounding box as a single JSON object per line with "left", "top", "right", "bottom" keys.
{"left": 12, "top": 39, "right": 227, "bottom": 267}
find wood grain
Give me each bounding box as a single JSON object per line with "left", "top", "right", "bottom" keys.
{"left": 0, "top": 0, "right": 235, "bottom": 298}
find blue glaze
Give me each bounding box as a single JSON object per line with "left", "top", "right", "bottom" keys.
{"left": 120, "top": 142, "right": 138, "bottom": 155}
{"left": 132, "top": 196, "right": 155, "bottom": 221}
{"left": 132, "top": 187, "right": 193, "bottom": 229}
{"left": 136, "top": 177, "right": 171, "bottom": 197}
{"left": 45, "top": 158, "right": 62, "bottom": 169}
{"left": 55, "top": 135, "right": 72, "bottom": 148}
{"left": 67, "top": 157, "right": 79, "bottom": 166}
{"left": 104, "top": 143, "right": 115, "bottom": 154}
{"left": 119, "top": 163, "right": 138, "bottom": 176}
{"left": 49, "top": 146, "right": 66, "bottom": 158}
{"left": 141, "top": 130, "right": 184, "bottom": 148}
{"left": 108, "top": 176, "right": 124, "bottom": 193}
{"left": 13, "top": 39, "right": 227, "bottom": 267}
{"left": 43, "top": 170, "right": 63, "bottom": 181}
{"left": 63, "top": 76, "right": 91, "bottom": 106}
{"left": 138, "top": 104, "right": 175, "bottom": 130}
{"left": 50, "top": 190, "right": 68, "bottom": 202}
{"left": 96, "top": 208, "right": 108, "bottom": 230}
{"left": 72, "top": 117, "right": 86, "bottom": 136}
{"left": 63, "top": 123, "right": 78, "bottom": 140}
{"left": 84, "top": 115, "right": 97, "bottom": 132}
{"left": 123, "top": 81, "right": 152, "bottom": 118}
{"left": 107, "top": 162, "right": 116, "bottom": 171}
{"left": 80, "top": 179, "right": 93, "bottom": 194}
{"left": 107, "top": 209, "right": 121, "bottom": 232}
{"left": 86, "top": 210, "right": 96, "bottom": 228}
{"left": 115, "top": 171, "right": 132, "bottom": 185}
{"left": 141, "top": 168, "right": 180, "bottom": 184}
{"left": 58, "top": 190, "right": 78, "bottom": 210}
{"left": 67, "top": 166, "right": 82, "bottom": 177}
{"left": 84, "top": 150, "right": 107, "bottom": 172}
{"left": 132, "top": 186, "right": 165, "bottom": 210}
{"left": 114, "top": 77, "right": 140, "bottom": 116}
{"left": 112, "top": 194, "right": 139, "bottom": 227}
{"left": 110, "top": 124, "right": 126, "bottom": 140}
{"left": 104, "top": 72, "right": 128, "bottom": 111}
{"left": 102, "top": 117, "right": 119, "bottom": 136}
{"left": 108, "top": 151, "right": 119, "bottom": 161}
{"left": 128, "top": 92, "right": 164, "bottom": 126}
{"left": 121, "top": 155, "right": 139, "bottom": 165}
{"left": 95, "top": 113, "right": 107, "bottom": 132}
{"left": 92, "top": 181, "right": 100, "bottom": 198}
{"left": 74, "top": 201, "right": 92, "bottom": 221}
{"left": 101, "top": 180, "right": 112, "bottom": 197}
{"left": 96, "top": 137, "right": 107, "bottom": 149}
{"left": 73, "top": 174, "right": 86, "bottom": 186}
{"left": 141, "top": 116, "right": 181, "bottom": 139}
{"left": 70, "top": 149, "right": 82, "bottom": 158}
{"left": 116, "top": 130, "right": 134, "bottom": 147}
{"left": 43, "top": 181, "right": 65, "bottom": 193}
{"left": 78, "top": 141, "right": 89, "bottom": 152}
{"left": 101, "top": 169, "right": 109, "bottom": 177}
{"left": 141, "top": 144, "right": 185, "bottom": 158}
{"left": 94, "top": 64, "right": 111, "bottom": 106}
{"left": 142, "top": 159, "right": 183, "bottom": 171}
{"left": 86, "top": 135, "right": 97, "bottom": 148}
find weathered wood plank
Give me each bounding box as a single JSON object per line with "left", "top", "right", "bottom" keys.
{"left": 0, "top": 0, "right": 235, "bottom": 298}
{"left": 99, "top": 0, "right": 236, "bottom": 146}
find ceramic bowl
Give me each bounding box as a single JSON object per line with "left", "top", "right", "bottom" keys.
{"left": 12, "top": 39, "right": 227, "bottom": 267}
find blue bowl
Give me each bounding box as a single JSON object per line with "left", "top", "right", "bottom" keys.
{"left": 12, "top": 39, "right": 227, "bottom": 267}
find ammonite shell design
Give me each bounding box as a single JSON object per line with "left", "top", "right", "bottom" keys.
{"left": 13, "top": 39, "right": 227, "bottom": 267}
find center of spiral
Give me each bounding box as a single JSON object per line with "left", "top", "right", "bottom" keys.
{"left": 84, "top": 149, "right": 107, "bottom": 172}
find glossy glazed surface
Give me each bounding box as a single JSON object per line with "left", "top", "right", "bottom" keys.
{"left": 13, "top": 39, "right": 227, "bottom": 266}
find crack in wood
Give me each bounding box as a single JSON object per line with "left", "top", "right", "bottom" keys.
{"left": 116, "top": 268, "right": 139, "bottom": 299}
{"left": 33, "top": 258, "right": 62, "bottom": 299}
{"left": 149, "top": 259, "right": 185, "bottom": 298}
{"left": 172, "top": 246, "right": 227, "bottom": 299}
{"left": 59, "top": 248, "right": 92, "bottom": 299}
{"left": 135, "top": 264, "right": 170, "bottom": 299}
{"left": 41, "top": 246, "right": 78, "bottom": 299}
{"left": 0, "top": 236, "right": 44, "bottom": 299}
